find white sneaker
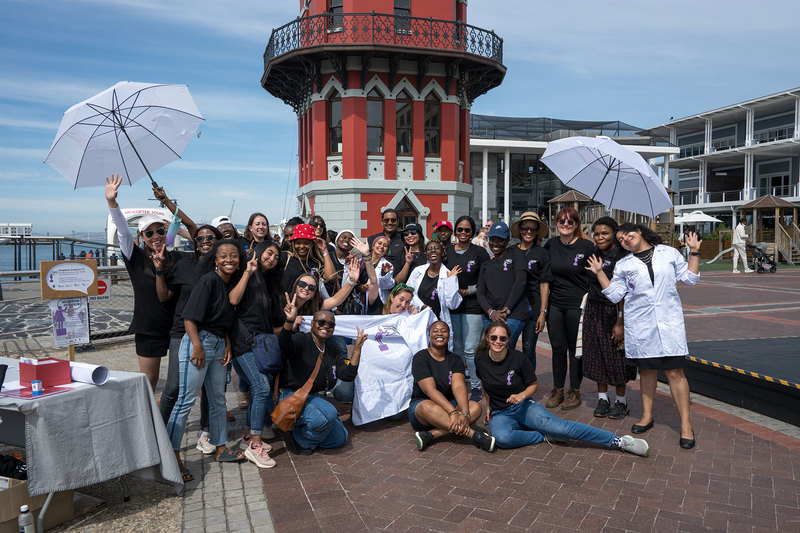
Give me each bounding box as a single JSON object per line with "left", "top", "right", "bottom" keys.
{"left": 244, "top": 442, "right": 276, "bottom": 468}
{"left": 744, "top": 269, "right": 754, "bottom": 273}
{"left": 195, "top": 433, "right": 215, "bottom": 455}
{"left": 619, "top": 435, "right": 649, "bottom": 457}
{"left": 732, "top": 270, "right": 741, "bottom": 274}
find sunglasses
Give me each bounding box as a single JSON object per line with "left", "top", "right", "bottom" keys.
{"left": 489, "top": 335, "right": 508, "bottom": 343}
{"left": 309, "top": 221, "right": 323, "bottom": 227}
{"left": 391, "top": 283, "right": 414, "bottom": 295}
{"left": 314, "top": 319, "right": 336, "bottom": 329}
{"left": 383, "top": 217, "right": 398, "bottom": 223}
{"left": 143, "top": 227, "right": 166, "bottom": 238}
{"left": 455, "top": 227, "right": 472, "bottom": 234}
{"left": 195, "top": 235, "right": 215, "bottom": 243}
{"left": 296, "top": 280, "right": 317, "bottom": 292}
{"left": 402, "top": 230, "right": 418, "bottom": 237}
{"left": 519, "top": 225, "right": 539, "bottom": 233}
{"left": 558, "top": 218, "right": 576, "bottom": 226}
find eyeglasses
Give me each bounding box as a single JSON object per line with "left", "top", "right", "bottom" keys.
{"left": 558, "top": 218, "right": 576, "bottom": 227}
{"left": 519, "top": 225, "right": 538, "bottom": 233}
{"left": 314, "top": 319, "right": 336, "bottom": 329}
{"left": 489, "top": 335, "right": 508, "bottom": 342}
{"left": 382, "top": 217, "right": 398, "bottom": 223}
{"left": 402, "top": 230, "right": 418, "bottom": 237}
{"left": 143, "top": 227, "right": 166, "bottom": 238}
{"left": 296, "top": 280, "right": 317, "bottom": 292}
{"left": 455, "top": 227, "right": 472, "bottom": 233}
{"left": 195, "top": 235, "right": 215, "bottom": 243}
{"left": 391, "top": 283, "right": 414, "bottom": 295}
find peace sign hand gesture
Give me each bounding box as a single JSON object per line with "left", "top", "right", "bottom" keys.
{"left": 245, "top": 255, "right": 258, "bottom": 275}
{"left": 283, "top": 292, "right": 298, "bottom": 323}
{"left": 151, "top": 242, "right": 166, "bottom": 269}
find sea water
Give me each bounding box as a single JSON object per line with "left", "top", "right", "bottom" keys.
{"left": 0, "top": 231, "right": 108, "bottom": 272}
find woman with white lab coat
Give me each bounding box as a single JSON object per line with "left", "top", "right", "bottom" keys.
{"left": 407, "top": 240, "right": 462, "bottom": 350}
{"left": 587, "top": 223, "right": 702, "bottom": 450}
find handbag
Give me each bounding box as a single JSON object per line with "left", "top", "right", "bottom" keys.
{"left": 270, "top": 352, "right": 323, "bottom": 432}
{"left": 252, "top": 333, "right": 282, "bottom": 375}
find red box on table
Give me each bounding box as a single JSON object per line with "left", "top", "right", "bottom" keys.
{"left": 18, "top": 357, "right": 71, "bottom": 387}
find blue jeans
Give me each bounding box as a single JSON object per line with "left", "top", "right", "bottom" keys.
{"left": 482, "top": 317, "right": 525, "bottom": 350}
{"left": 159, "top": 337, "right": 182, "bottom": 424}
{"left": 331, "top": 380, "right": 354, "bottom": 403}
{"left": 232, "top": 352, "right": 273, "bottom": 436}
{"left": 451, "top": 313, "right": 484, "bottom": 390}
{"left": 522, "top": 313, "right": 540, "bottom": 375}
{"left": 489, "top": 399, "right": 616, "bottom": 449}
{"left": 167, "top": 332, "right": 229, "bottom": 450}
{"left": 279, "top": 389, "right": 348, "bottom": 450}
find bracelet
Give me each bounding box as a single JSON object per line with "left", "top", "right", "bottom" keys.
{"left": 284, "top": 319, "right": 295, "bottom": 324}
{"left": 155, "top": 269, "right": 164, "bottom": 276}
{"left": 540, "top": 309, "right": 547, "bottom": 314}
{"left": 689, "top": 251, "right": 701, "bottom": 256}
{"left": 322, "top": 252, "right": 328, "bottom": 257}
{"left": 347, "top": 279, "right": 357, "bottom": 286}
{"left": 448, "top": 409, "right": 459, "bottom": 416}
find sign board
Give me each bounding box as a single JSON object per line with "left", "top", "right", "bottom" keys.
{"left": 88, "top": 277, "right": 111, "bottom": 302}
{"left": 40, "top": 260, "right": 98, "bottom": 299}
{"left": 50, "top": 297, "right": 90, "bottom": 347}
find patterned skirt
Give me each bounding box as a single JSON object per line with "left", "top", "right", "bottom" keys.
{"left": 582, "top": 300, "right": 637, "bottom": 386}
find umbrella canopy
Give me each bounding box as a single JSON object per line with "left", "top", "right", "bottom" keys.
{"left": 45, "top": 81, "right": 204, "bottom": 189}
{"left": 674, "top": 210, "right": 723, "bottom": 224}
{"left": 541, "top": 136, "right": 673, "bottom": 218}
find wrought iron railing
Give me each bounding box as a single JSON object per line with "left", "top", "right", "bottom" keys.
{"left": 264, "top": 12, "right": 503, "bottom": 65}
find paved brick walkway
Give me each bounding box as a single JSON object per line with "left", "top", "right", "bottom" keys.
{"left": 250, "top": 270, "right": 800, "bottom": 533}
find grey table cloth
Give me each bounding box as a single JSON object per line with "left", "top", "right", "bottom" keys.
{"left": 0, "top": 357, "right": 183, "bottom": 496}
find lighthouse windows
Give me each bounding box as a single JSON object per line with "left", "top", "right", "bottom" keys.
{"left": 394, "top": 0, "right": 411, "bottom": 33}
{"left": 366, "top": 88, "right": 384, "bottom": 154}
{"left": 328, "top": 0, "right": 344, "bottom": 30}
{"left": 424, "top": 93, "right": 441, "bottom": 156}
{"left": 396, "top": 90, "right": 413, "bottom": 155}
{"left": 329, "top": 92, "right": 342, "bottom": 155}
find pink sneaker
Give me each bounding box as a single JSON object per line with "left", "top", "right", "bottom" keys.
{"left": 244, "top": 442, "right": 276, "bottom": 469}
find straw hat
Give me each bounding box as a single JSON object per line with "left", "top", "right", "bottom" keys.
{"left": 510, "top": 212, "right": 547, "bottom": 241}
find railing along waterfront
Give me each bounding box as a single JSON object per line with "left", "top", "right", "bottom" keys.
{"left": 265, "top": 12, "right": 503, "bottom": 65}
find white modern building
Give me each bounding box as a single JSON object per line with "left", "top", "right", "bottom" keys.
{"left": 0, "top": 223, "right": 32, "bottom": 238}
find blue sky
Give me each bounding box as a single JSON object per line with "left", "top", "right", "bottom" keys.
{"left": 2, "top": 0, "right": 799, "bottom": 235}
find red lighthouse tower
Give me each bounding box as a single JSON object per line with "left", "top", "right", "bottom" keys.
{"left": 262, "top": 1, "right": 505, "bottom": 237}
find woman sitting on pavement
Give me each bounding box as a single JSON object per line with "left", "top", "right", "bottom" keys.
{"left": 278, "top": 297, "right": 366, "bottom": 454}
{"left": 587, "top": 225, "right": 701, "bottom": 449}
{"left": 410, "top": 320, "right": 496, "bottom": 452}
{"left": 166, "top": 239, "right": 249, "bottom": 480}
{"left": 475, "top": 321, "right": 650, "bottom": 457}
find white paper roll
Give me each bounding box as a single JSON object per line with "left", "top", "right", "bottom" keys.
{"left": 69, "top": 362, "right": 109, "bottom": 385}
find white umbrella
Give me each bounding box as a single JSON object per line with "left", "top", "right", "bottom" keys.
{"left": 541, "top": 136, "right": 672, "bottom": 218}
{"left": 674, "top": 210, "right": 723, "bottom": 224}
{"left": 45, "top": 81, "right": 204, "bottom": 189}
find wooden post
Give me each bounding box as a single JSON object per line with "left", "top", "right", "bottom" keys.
{"left": 68, "top": 345, "right": 75, "bottom": 362}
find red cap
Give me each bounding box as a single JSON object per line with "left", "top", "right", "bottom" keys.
{"left": 434, "top": 220, "right": 453, "bottom": 231}
{"left": 290, "top": 223, "right": 316, "bottom": 241}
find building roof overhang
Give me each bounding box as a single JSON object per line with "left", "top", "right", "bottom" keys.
{"left": 469, "top": 138, "right": 678, "bottom": 160}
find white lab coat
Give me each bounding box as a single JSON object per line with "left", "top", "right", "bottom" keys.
{"left": 601, "top": 245, "right": 700, "bottom": 359}
{"left": 407, "top": 263, "right": 462, "bottom": 350}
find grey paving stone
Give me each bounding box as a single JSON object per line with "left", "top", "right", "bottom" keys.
{"left": 246, "top": 501, "right": 269, "bottom": 511}
{"left": 248, "top": 510, "right": 272, "bottom": 522}
{"left": 183, "top": 518, "right": 205, "bottom": 530}
{"left": 183, "top": 509, "right": 204, "bottom": 522}
{"left": 252, "top": 523, "right": 276, "bottom": 533}
{"left": 227, "top": 520, "right": 252, "bottom": 532}
{"left": 204, "top": 523, "right": 229, "bottom": 533}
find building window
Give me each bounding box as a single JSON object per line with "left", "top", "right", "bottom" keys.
{"left": 366, "top": 88, "right": 384, "bottom": 154}
{"left": 395, "top": 90, "right": 413, "bottom": 155}
{"left": 329, "top": 0, "right": 343, "bottom": 29}
{"left": 395, "top": 0, "right": 411, "bottom": 33}
{"left": 424, "top": 93, "right": 440, "bottom": 156}
{"left": 329, "top": 93, "right": 342, "bottom": 155}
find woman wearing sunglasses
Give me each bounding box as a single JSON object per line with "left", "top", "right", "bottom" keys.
{"left": 392, "top": 223, "right": 427, "bottom": 284}
{"left": 278, "top": 297, "right": 366, "bottom": 454}
{"left": 542, "top": 207, "right": 595, "bottom": 410}
{"left": 105, "top": 174, "right": 185, "bottom": 392}
{"left": 474, "top": 322, "right": 649, "bottom": 457}
{"left": 444, "top": 215, "right": 491, "bottom": 401}
{"left": 410, "top": 321, "right": 495, "bottom": 452}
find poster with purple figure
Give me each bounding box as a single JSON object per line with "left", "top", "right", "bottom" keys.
{"left": 50, "top": 297, "right": 89, "bottom": 347}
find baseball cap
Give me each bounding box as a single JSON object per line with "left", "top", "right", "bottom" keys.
{"left": 487, "top": 221, "right": 510, "bottom": 239}
{"left": 434, "top": 220, "right": 453, "bottom": 231}
{"left": 211, "top": 216, "right": 232, "bottom": 227}
{"left": 137, "top": 214, "right": 167, "bottom": 233}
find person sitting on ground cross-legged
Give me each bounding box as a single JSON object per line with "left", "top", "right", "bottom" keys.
{"left": 277, "top": 298, "right": 365, "bottom": 455}
{"left": 475, "top": 321, "right": 650, "bottom": 457}
{"left": 410, "top": 321, "right": 496, "bottom": 452}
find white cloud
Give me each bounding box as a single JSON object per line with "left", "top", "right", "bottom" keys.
{"left": 191, "top": 91, "right": 296, "bottom": 124}
{"left": 0, "top": 116, "right": 59, "bottom": 130}
{"left": 0, "top": 147, "right": 47, "bottom": 160}
{"left": 0, "top": 78, "right": 102, "bottom": 108}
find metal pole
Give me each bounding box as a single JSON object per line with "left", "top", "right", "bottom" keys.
{"left": 482, "top": 148, "right": 489, "bottom": 225}
{"left": 503, "top": 148, "right": 510, "bottom": 225}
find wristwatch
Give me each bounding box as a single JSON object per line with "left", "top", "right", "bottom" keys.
{"left": 689, "top": 251, "right": 701, "bottom": 256}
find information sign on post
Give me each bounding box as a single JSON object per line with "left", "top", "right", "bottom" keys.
{"left": 40, "top": 260, "right": 98, "bottom": 360}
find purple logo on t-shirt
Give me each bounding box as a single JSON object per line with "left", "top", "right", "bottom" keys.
{"left": 466, "top": 260, "right": 476, "bottom": 273}
{"left": 375, "top": 328, "right": 389, "bottom": 351}
{"left": 332, "top": 366, "right": 336, "bottom": 379}
{"left": 506, "top": 370, "right": 515, "bottom": 386}
{"left": 573, "top": 253, "right": 585, "bottom": 267}
{"left": 528, "top": 259, "right": 537, "bottom": 270}
{"left": 431, "top": 288, "right": 438, "bottom": 300}
{"left": 448, "top": 371, "right": 453, "bottom": 385}
{"left": 503, "top": 259, "right": 513, "bottom": 271}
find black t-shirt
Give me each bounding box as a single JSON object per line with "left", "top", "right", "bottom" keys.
{"left": 510, "top": 243, "right": 553, "bottom": 312}
{"left": 475, "top": 348, "right": 537, "bottom": 412}
{"left": 476, "top": 247, "right": 528, "bottom": 321}
{"left": 230, "top": 274, "right": 280, "bottom": 357}
{"left": 416, "top": 271, "right": 441, "bottom": 318}
{"left": 181, "top": 271, "right": 235, "bottom": 338}
{"left": 543, "top": 237, "right": 594, "bottom": 310}
{"left": 277, "top": 327, "right": 358, "bottom": 392}
{"left": 410, "top": 349, "right": 466, "bottom": 401}
{"left": 368, "top": 231, "right": 405, "bottom": 273}
{"left": 124, "top": 245, "right": 181, "bottom": 337}
{"left": 407, "top": 250, "right": 428, "bottom": 272}
{"left": 282, "top": 254, "right": 325, "bottom": 293}
{"left": 165, "top": 254, "right": 206, "bottom": 338}
{"left": 588, "top": 245, "right": 627, "bottom": 305}
{"left": 444, "top": 244, "right": 490, "bottom": 315}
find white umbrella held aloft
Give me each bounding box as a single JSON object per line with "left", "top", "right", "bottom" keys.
{"left": 45, "top": 81, "right": 204, "bottom": 189}
{"left": 541, "top": 136, "right": 672, "bottom": 218}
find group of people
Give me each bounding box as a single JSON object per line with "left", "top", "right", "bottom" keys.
{"left": 106, "top": 173, "right": 703, "bottom": 482}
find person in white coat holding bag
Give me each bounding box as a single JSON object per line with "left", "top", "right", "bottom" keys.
{"left": 586, "top": 223, "right": 702, "bottom": 450}
{"left": 407, "top": 240, "right": 462, "bottom": 349}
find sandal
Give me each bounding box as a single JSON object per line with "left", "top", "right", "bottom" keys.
{"left": 215, "top": 447, "right": 245, "bottom": 463}
{"left": 179, "top": 465, "right": 194, "bottom": 483}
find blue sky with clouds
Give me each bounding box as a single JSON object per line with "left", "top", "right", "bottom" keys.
{"left": 2, "top": 0, "right": 799, "bottom": 234}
